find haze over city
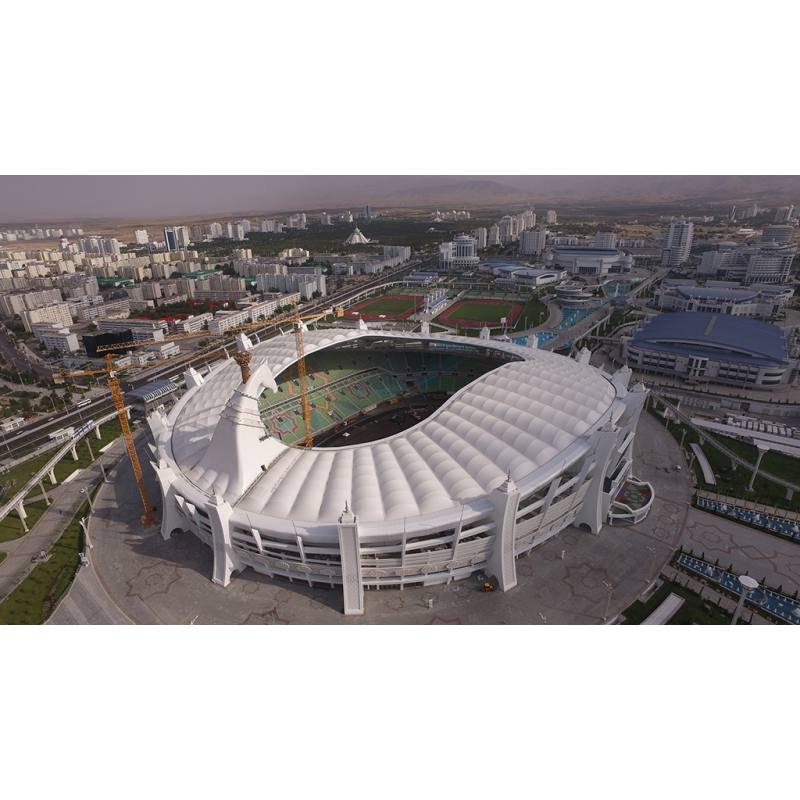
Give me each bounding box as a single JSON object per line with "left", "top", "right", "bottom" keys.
{"left": 3, "top": 175, "right": 800, "bottom": 222}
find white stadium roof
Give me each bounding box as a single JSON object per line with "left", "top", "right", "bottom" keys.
{"left": 161, "top": 329, "right": 617, "bottom": 526}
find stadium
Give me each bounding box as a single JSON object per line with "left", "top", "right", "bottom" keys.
{"left": 148, "top": 325, "right": 652, "bottom": 614}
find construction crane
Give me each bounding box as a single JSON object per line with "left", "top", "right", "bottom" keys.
{"left": 53, "top": 353, "right": 177, "bottom": 527}
{"left": 54, "top": 308, "right": 329, "bottom": 528}
{"left": 95, "top": 308, "right": 329, "bottom": 448}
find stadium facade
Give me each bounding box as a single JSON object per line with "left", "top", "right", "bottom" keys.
{"left": 148, "top": 327, "right": 652, "bottom": 614}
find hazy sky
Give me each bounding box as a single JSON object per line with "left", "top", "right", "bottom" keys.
{"left": 2, "top": 175, "right": 798, "bottom": 222}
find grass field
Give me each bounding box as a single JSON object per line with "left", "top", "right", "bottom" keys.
{"left": 448, "top": 301, "right": 513, "bottom": 323}
{"left": 348, "top": 294, "right": 422, "bottom": 321}
{"left": 648, "top": 406, "right": 800, "bottom": 512}
{"left": 0, "top": 499, "right": 88, "bottom": 625}
{"left": 436, "top": 298, "right": 525, "bottom": 331}
{"left": 0, "top": 498, "right": 48, "bottom": 543}
{"left": 356, "top": 298, "right": 418, "bottom": 315}
{"left": 621, "top": 578, "right": 733, "bottom": 625}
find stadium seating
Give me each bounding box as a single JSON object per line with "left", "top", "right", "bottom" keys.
{"left": 258, "top": 346, "right": 499, "bottom": 444}
{"left": 676, "top": 551, "right": 800, "bottom": 624}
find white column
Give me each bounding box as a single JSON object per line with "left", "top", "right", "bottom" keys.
{"left": 48, "top": 467, "right": 57, "bottom": 485}
{"left": 573, "top": 421, "right": 619, "bottom": 534}
{"left": 206, "top": 493, "right": 240, "bottom": 587}
{"left": 487, "top": 473, "right": 520, "bottom": 591}
{"left": 94, "top": 423, "right": 102, "bottom": 440}
{"left": 337, "top": 503, "right": 364, "bottom": 615}
{"left": 150, "top": 458, "right": 184, "bottom": 542}
{"left": 748, "top": 444, "right": 768, "bottom": 492}
{"left": 16, "top": 501, "right": 28, "bottom": 532}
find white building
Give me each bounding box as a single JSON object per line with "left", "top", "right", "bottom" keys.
{"left": 773, "top": 205, "right": 794, "bottom": 223}
{"left": 471, "top": 227, "right": 488, "bottom": 250}
{"left": 175, "top": 313, "right": 213, "bottom": 334}
{"left": 148, "top": 328, "right": 652, "bottom": 614}
{"left": 255, "top": 273, "right": 327, "bottom": 300}
{"left": 653, "top": 281, "right": 794, "bottom": 319}
{"left": 344, "top": 227, "right": 370, "bottom": 245}
{"left": 593, "top": 231, "right": 617, "bottom": 250}
{"left": 438, "top": 234, "right": 480, "bottom": 271}
{"left": 487, "top": 224, "right": 501, "bottom": 246}
{"left": 30, "top": 323, "right": 80, "bottom": 353}
{"left": 519, "top": 228, "right": 548, "bottom": 256}
{"left": 661, "top": 218, "right": 694, "bottom": 267}
{"left": 545, "top": 210, "right": 558, "bottom": 225}
{"left": 382, "top": 245, "right": 412, "bottom": 261}
{"left": 20, "top": 302, "right": 73, "bottom": 332}
{"left": 546, "top": 246, "right": 632, "bottom": 277}
{"left": 697, "top": 242, "right": 795, "bottom": 284}
{"left": 207, "top": 294, "right": 300, "bottom": 334}
{"left": 134, "top": 229, "right": 150, "bottom": 245}
{"left": 761, "top": 225, "right": 794, "bottom": 246}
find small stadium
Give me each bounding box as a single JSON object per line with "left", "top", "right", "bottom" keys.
{"left": 435, "top": 297, "right": 524, "bottom": 330}
{"left": 345, "top": 293, "right": 425, "bottom": 321}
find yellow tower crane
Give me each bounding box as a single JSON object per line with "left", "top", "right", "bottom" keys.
{"left": 54, "top": 354, "right": 160, "bottom": 527}
{"left": 57, "top": 307, "right": 330, "bottom": 527}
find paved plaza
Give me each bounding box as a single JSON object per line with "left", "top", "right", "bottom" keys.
{"left": 49, "top": 412, "right": 799, "bottom": 624}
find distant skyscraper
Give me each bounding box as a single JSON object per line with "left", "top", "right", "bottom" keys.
{"left": 774, "top": 205, "right": 794, "bottom": 223}
{"left": 593, "top": 231, "right": 617, "bottom": 249}
{"left": 661, "top": 218, "right": 694, "bottom": 267}
{"left": 545, "top": 210, "right": 558, "bottom": 225}
{"left": 134, "top": 229, "right": 149, "bottom": 245}
{"left": 487, "top": 224, "right": 501, "bottom": 246}
{"left": 362, "top": 205, "right": 373, "bottom": 220}
{"left": 728, "top": 205, "right": 737, "bottom": 222}
{"left": 163, "top": 227, "right": 178, "bottom": 251}
{"left": 519, "top": 228, "right": 548, "bottom": 256}
{"left": 472, "top": 227, "right": 488, "bottom": 250}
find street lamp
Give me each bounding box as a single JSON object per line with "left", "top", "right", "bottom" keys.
{"left": 731, "top": 575, "right": 759, "bottom": 625}
{"left": 602, "top": 580, "right": 614, "bottom": 622}
{"left": 80, "top": 486, "right": 95, "bottom": 513}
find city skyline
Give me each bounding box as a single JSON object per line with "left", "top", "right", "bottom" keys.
{"left": 3, "top": 175, "right": 800, "bottom": 223}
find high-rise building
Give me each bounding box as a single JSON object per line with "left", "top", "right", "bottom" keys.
{"left": 163, "top": 226, "right": 190, "bottom": 251}
{"left": 697, "top": 241, "right": 795, "bottom": 284}
{"left": 774, "top": 205, "right": 795, "bottom": 223}
{"left": 593, "top": 231, "right": 617, "bottom": 250}
{"left": 519, "top": 228, "right": 548, "bottom": 256}
{"left": 545, "top": 210, "right": 558, "bottom": 225}
{"left": 471, "top": 227, "right": 488, "bottom": 250}
{"left": 728, "top": 205, "right": 737, "bottom": 222}
{"left": 661, "top": 218, "right": 694, "bottom": 267}
{"left": 498, "top": 216, "right": 515, "bottom": 243}
{"left": 238, "top": 219, "right": 252, "bottom": 234}
{"left": 207, "top": 222, "right": 224, "bottom": 239}
{"left": 320, "top": 212, "right": 332, "bottom": 225}
{"left": 134, "top": 229, "right": 149, "bottom": 245}
{"left": 438, "top": 234, "right": 479, "bottom": 271}
{"left": 487, "top": 224, "right": 501, "bottom": 246}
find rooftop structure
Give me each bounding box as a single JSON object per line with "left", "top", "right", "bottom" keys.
{"left": 345, "top": 227, "right": 370, "bottom": 245}
{"left": 624, "top": 312, "right": 793, "bottom": 388}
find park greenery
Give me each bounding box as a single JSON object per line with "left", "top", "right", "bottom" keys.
{"left": 647, "top": 404, "right": 800, "bottom": 512}
{"left": 0, "top": 498, "right": 89, "bottom": 624}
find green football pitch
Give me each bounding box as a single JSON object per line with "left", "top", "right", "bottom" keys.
{"left": 356, "top": 297, "right": 419, "bottom": 314}
{"left": 446, "top": 301, "right": 514, "bottom": 323}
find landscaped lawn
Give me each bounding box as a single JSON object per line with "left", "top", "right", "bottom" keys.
{"left": 622, "top": 579, "right": 733, "bottom": 625}
{"left": 648, "top": 406, "right": 800, "bottom": 512}
{"left": 0, "top": 499, "right": 88, "bottom": 624}
{"left": 512, "top": 295, "right": 548, "bottom": 332}
{"left": 0, "top": 419, "right": 121, "bottom": 497}
{"left": 448, "top": 301, "right": 514, "bottom": 323}
{"left": 0, "top": 498, "right": 48, "bottom": 543}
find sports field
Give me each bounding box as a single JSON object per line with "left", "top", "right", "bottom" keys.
{"left": 436, "top": 298, "right": 523, "bottom": 329}
{"left": 347, "top": 294, "right": 422, "bottom": 321}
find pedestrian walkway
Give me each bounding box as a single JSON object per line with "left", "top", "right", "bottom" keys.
{"left": 0, "top": 438, "right": 125, "bottom": 602}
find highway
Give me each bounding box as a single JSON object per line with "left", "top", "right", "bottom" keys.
{"left": 0, "top": 259, "right": 423, "bottom": 462}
